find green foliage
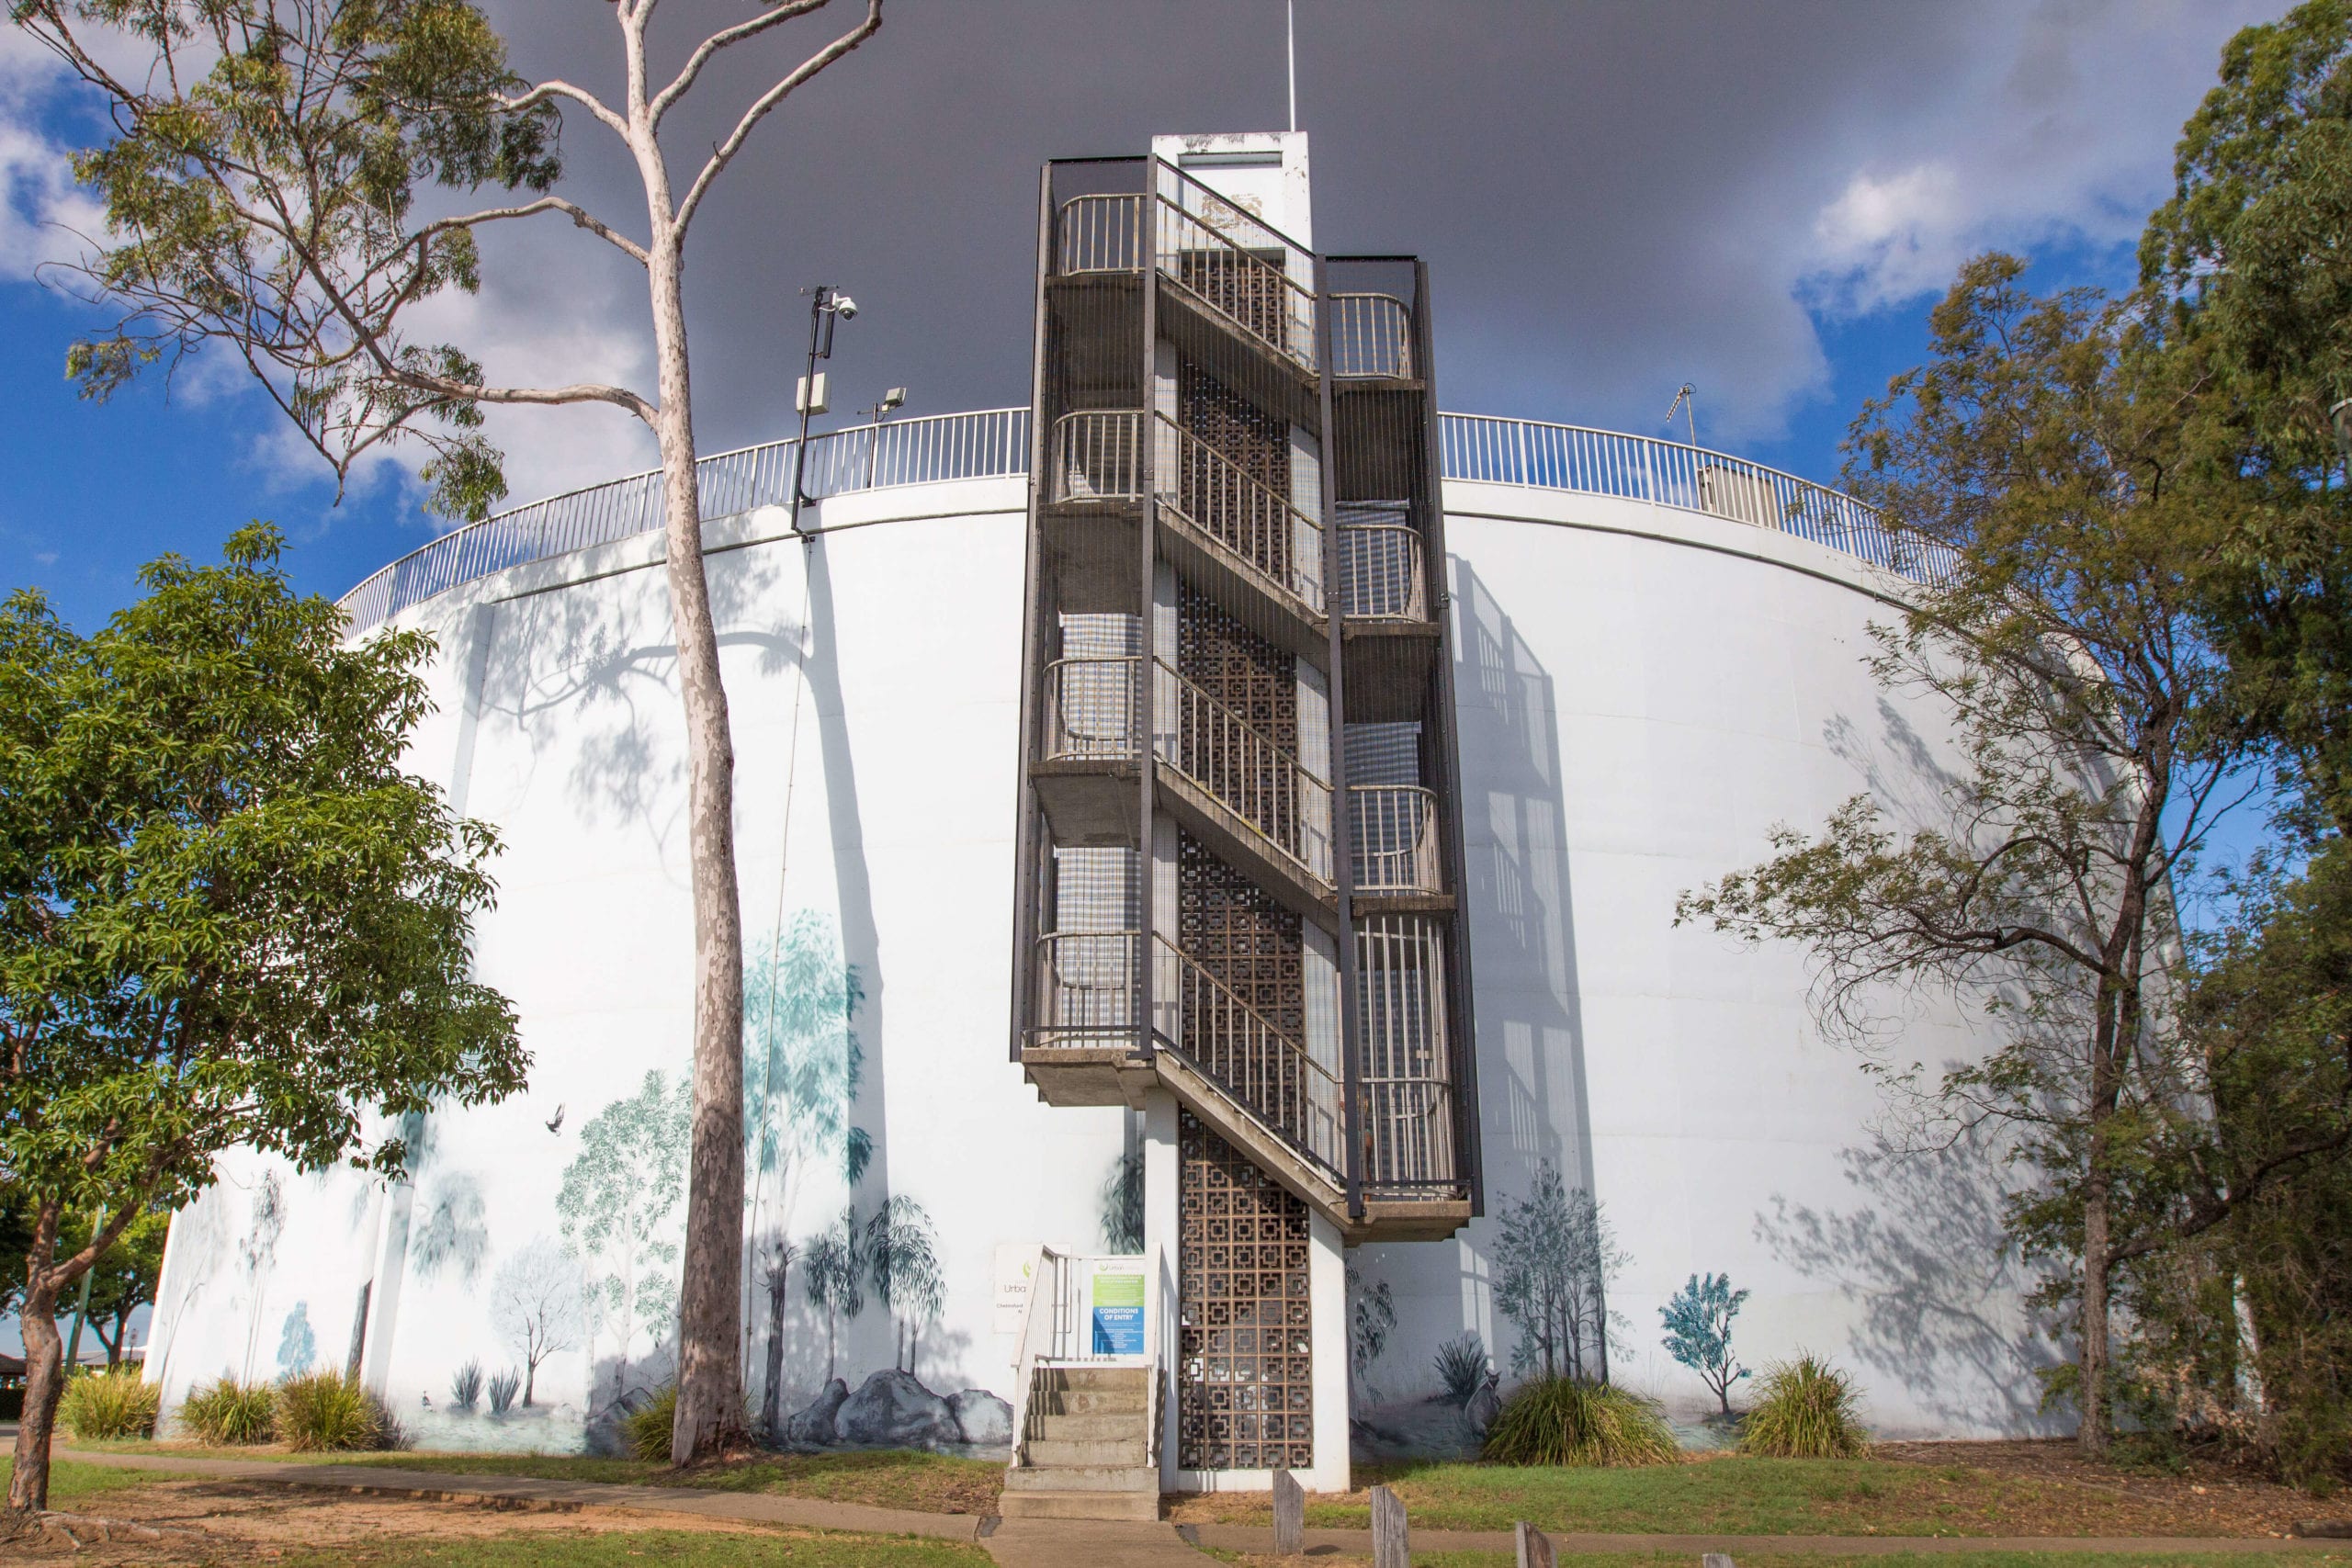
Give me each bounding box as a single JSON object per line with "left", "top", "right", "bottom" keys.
{"left": 744, "top": 913, "right": 870, "bottom": 1193}
{"left": 55, "top": 1366, "right": 159, "bottom": 1440}
{"left": 451, "top": 1359, "right": 484, "bottom": 1411}
{"left": 488, "top": 1368, "right": 522, "bottom": 1416}
{"left": 2141, "top": 1, "right": 2352, "bottom": 831}
{"left": 17, "top": 0, "right": 564, "bottom": 521}
{"left": 0, "top": 525, "right": 522, "bottom": 1507}
{"left": 175, "top": 1376, "right": 278, "bottom": 1445}
{"left": 625, "top": 1384, "right": 680, "bottom": 1464}
{"left": 1659, "top": 1272, "right": 1750, "bottom": 1416}
{"left": 275, "top": 1369, "right": 408, "bottom": 1452}
{"left": 1740, "top": 1356, "right": 1871, "bottom": 1459}
{"left": 1479, "top": 1376, "right": 1678, "bottom": 1468}
{"left": 1431, "top": 1332, "right": 1492, "bottom": 1404}
{"left": 865, "top": 1195, "right": 944, "bottom": 1378}
{"left": 1493, "top": 1162, "right": 1624, "bottom": 1383}
{"left": 802, "top": 1206, "right": 865, "bottom": 1382}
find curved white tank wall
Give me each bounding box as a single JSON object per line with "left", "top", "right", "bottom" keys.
{"left": 148, "top": 464, "right": 2053, "bottom": 1454}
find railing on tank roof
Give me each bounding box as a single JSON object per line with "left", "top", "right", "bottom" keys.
{"left": 335, "top": 406, "right": 1031, "bottom": 635}
{"left": 334, "top": 407, "right": 1938, "bottom": 635}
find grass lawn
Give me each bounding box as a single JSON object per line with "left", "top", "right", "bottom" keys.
{"left": 261, "top": 1529, "right": 989, "bottom": 1567}
{"left": 65, "top": 1439, "right": 1004, "bottom": 1515}
{"left": 1170, "top": 1454, "right": 2293, "bottom": 1537}
{"left": 0, "top": 1455, "right": 192, "bottom": 1505}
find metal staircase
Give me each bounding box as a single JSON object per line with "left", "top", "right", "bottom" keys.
{"left": 1012, "top": 152, "right": 1480, "bottom": 1246}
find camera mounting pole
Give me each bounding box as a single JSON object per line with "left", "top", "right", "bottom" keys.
{"left": 789, "top": 284, "right": 857, "bottom": 537}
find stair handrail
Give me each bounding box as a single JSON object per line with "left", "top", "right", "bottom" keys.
{"left": 1151, "top": 659, "right": 1333, "bottom": 886}
{"left": 1041, "top": 655, "right": 1143, "bottom": 761}
{"left": 1054, "top": 192, "right": 1146, "bottom": 275}
{"left": 1154, "top": 933, "right": 1345, "bottom": 1181}
{"left": 1029, "top": 929, "right": 1143, "bottom": 1047}
{"left": 1008, "top": 1245, "right": 1061, "bottom": 1468}
{"left": 1048, "top": 409, "right": 1146, "bottom": 503}
{"left": 1151, "top": 412, "right": 1325, "bottom": 613}
{"left": 1152, "top": 159, "right": 1318, "bottom": 372}
{"left": 1336, "top": 515, "right": 1427, "bottom": 621}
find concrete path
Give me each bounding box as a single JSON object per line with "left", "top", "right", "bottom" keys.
{"left": 57, "top": 1449, "right": 2351, "bottom": 1562}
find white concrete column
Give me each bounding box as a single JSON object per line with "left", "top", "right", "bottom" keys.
{"left": 1306, "top": 1211, "right": 1351, "bottom": 1493}
{"left": 1144, "top": 1089, "right": 1182, "bottom": 1489}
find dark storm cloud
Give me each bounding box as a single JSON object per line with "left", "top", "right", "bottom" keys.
{"left": 331, "top": 1, "right": 2293, "bottom": 495}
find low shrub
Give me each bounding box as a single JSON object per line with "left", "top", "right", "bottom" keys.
{"left": 275, "top": 1370, "right": 410, "bottom": 1452}
{"left": 1739, "top": 1354, "right": 1871, "bottom": 1459}
{"left": 177, "top": 1376, "right": 277, "bottom": 1445}
{"left": 487, "top": 1368, "right": 521, "bottom": 1416}
{"left": 624, "top": 1383, "right": 679, "bottom": 1463}
{"left": 57, "top": 1366, "right": 161, "bottom": 1440}
{"left": 451, "top": 1359, "right": 484, "bottom": 1412}
{"left": 1481, "top": 1376, "right": 1678, "bottom": 1467}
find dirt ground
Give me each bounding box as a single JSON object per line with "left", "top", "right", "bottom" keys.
{"left": 1871, "top": 1438, "right": 2337, "bottom": 1538}
{"left": 13, "top": 1476, "right": 795, "bottom": 1565}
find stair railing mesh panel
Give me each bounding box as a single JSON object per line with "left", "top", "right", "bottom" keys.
{"left": 1158, "top": 934, "right": 1342, "bottom": 1179}
{"left": 1355, "top": 914, "right": 1461, "bottom": 1195}
{"left": 1329, "top": 292, "right": 1414, "bottom": 379}
{"left": 1042, "top": 655, "right": 1143, "bottom": 761}
{"left": 1350, "top": 785, "right": 1443, "bottom": 894}
{"left": 1153, "top": 162, "right": 1317, "bottom": 372}
{"left": 1177, "top": 1109, "right": 1314, "bottom": 1473}
{"left": 1032, "top": 931, "right": 1141, "bottom": 1048}
{"left": 1155, "top": 412, "right": 1324, "bottom": 613}
{"left": 1334, "top": 504, "right": 1425, "bottom": 620}
{"left": 1154, "top": 659, "right": 1331, "bottom": 886}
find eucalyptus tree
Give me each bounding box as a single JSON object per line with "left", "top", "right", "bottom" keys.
{"left": 13, "top": 0, "right": 887, "bottom": 1463}
{"left": 0, "top": 525, "right": 523, "bottom": 1518}
{"left": 1677, "top": 257, "right": 2259, "bottom": 1453}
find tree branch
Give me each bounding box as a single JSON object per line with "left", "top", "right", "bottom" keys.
{"left": 498, "top": 79, "right": 630, "bottom": 141}
{"left": 649, "top": 0, "right": 836, "bottom": 130}
{"left": 672, "top": 0, "right": 882, "bottom": 236}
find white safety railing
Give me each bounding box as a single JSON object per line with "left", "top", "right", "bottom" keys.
{"left": 337, "top": 407, "right": 1030, "bottom": 635}
{"left": 1441, "top": 413, "right": 1951, "bottom": 582}
{"left": 335, "top": 411, "right": 1932, "bottom": 637}
{"left": 1336, "top": 515, "right": 1426, "bottom": 620}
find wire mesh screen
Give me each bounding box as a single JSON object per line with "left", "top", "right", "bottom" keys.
{"left": 1355, "top": 915, "right": 1460, "bottom": 1194}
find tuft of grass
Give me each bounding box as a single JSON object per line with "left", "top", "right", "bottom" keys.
{"left": 452, "top": 1359, "right": 485, "bottom": 1411}
{"left": 1480, "top": 1376, "right": 1679, "bottom": 1467}
{"left": 1740, "top": 1354, "right": 1871, "bottom": 1459}
{"left": 489, "top": 1367, "right": 522, "bottom": 1415}
{"left": 275, "top": 1369, "right": 409, "bottom": 1451}
{"left": 57, "top": 1365, "right": 161, "bottom": 1440}
{"left": 176, "top": 1375, "right": 277, "bottom": 1444}
{"left": 626, "top": 1384, "right": 680, "bottom": 1463}
{"left": 1432, "top": 1332, "right": 1491, "bottom": 1403}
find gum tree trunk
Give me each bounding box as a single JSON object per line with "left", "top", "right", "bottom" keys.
{"left": 7, "top": 1205, "right": 66, "bottom": 1517}
{"left": 640, "top": 221, "right": 747, "bottom": 1466}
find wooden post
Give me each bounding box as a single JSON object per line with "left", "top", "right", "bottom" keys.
{"left": 1369, "top": 1483, "right": 1408, "bottom": 1568}
{"left": 1514, "top": 1519, "right": 1557, "bottom": 1568}
{"left": 1272, "top": 1466, "right": 1305, "bottom": 1556}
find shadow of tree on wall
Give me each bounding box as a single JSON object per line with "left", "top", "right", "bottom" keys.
{"left": 1755, "top": 1134, "right": 2066, "bottom": 1434}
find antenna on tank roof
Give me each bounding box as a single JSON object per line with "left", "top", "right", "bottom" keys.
{"left": 1286, "top": 0, "right": 1297, "bottom": 131}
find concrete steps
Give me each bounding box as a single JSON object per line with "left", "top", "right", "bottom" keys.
{"left": 1001, "top": 1366, "right": 1159, "bottom": 1522}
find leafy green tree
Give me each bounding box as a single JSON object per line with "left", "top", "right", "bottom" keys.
{"left": 744, "top": 915, "right": 869, "bottom": 1235}
{"left": 17, "top": 0, "right": 886, "bottom": 1464}
{"left": 2141, "top": 0, "right": 2352, "bottom": 832}
{"left": 557, "top": 1070, "right": 692, "bottom": 1407}
{"left": 1677, "top": 258, "right": 2262, "bottom": 1455}
{"left": 0, "top": 525, "right": 522, "bottom": 1517}
{"left": 1659, "top": 1272, "right": 1750, "bottom": 1416}
{"left": 1492, "top": 1161, "right": 1624, "bottom": 1384}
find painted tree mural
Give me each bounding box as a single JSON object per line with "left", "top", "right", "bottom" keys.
{"left": 277, "top": 1302, "right": 316, "bottom": 1377}
{"left": 1659, "top": 1271, "right": 1750, "bottom": 1416}
{"left": 490, "top": 1235, "right": 588, "bottom": 1406}
{"left": 865, "top": 1194, "right": 944, "bottom": 1379}
{"left": 1493, "top": 1161, "right": 1626, "bottom": 1383}
{"left": 755, "top": 1234, "right": 796, "bottom": 1438}
{"left": 558, "top": 1071, "right": 693, "bottom": 1404}
{"left": 1100, "top": 1150, "right": 1144, "bottom": 1254}
{"left": 411, "top": 1172, "right": 492, "bottom": 1283}
{"left": 801, "top": 1205, "right": 865, "bottom": 1383}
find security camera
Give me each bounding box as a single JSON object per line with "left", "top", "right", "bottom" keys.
{"left": 832, "top": 295, "right": 859, "bottom": 320}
